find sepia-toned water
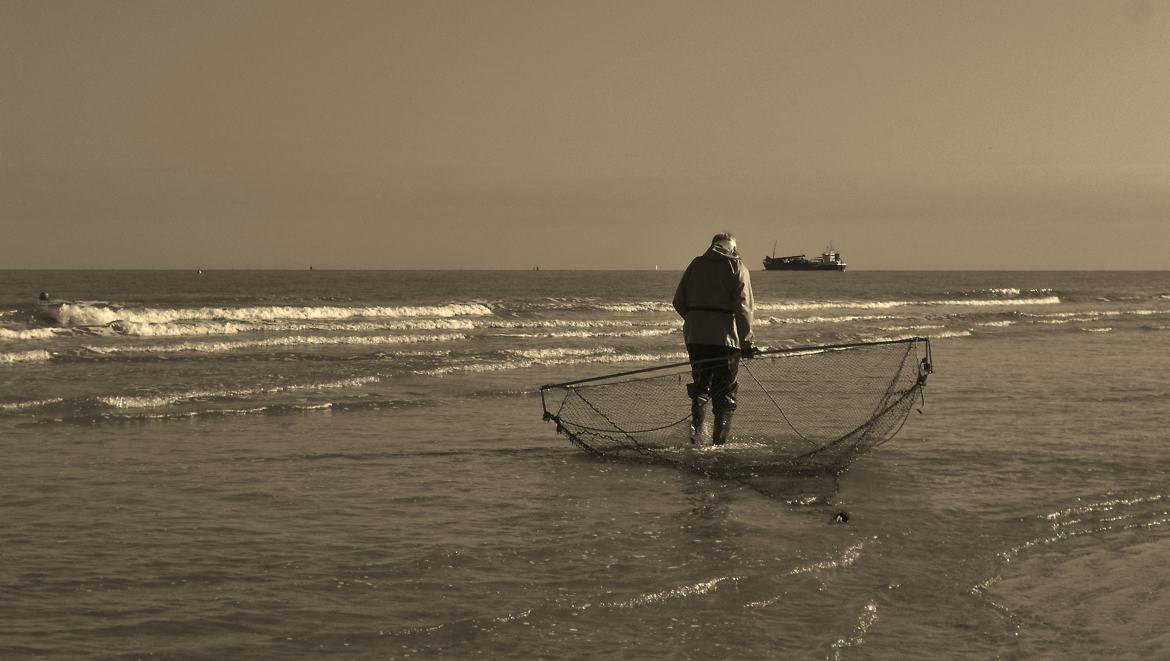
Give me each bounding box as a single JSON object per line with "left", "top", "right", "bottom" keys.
{"left": 2, "top": 269, "right": 1169, "bottom": 659}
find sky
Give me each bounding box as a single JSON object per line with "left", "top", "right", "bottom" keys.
{"left": 3, "top": 0, "right": 1169, "bottom": 269}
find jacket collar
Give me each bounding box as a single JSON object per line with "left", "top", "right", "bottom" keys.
{"left": 703, "top": 244, "right": 739, "bottom": 260}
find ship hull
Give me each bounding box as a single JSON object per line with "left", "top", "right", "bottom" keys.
{"left": 763, "top": 246, "right": 847, "bottom": 271}
{"left": 762, "top": 261, "right": 847, "bottom": 271}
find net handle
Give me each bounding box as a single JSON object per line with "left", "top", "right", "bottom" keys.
{"left": 539, "top": 336, "right": 930, "bottom": 390}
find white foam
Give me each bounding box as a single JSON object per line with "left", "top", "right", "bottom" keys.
{"left": 864, "top": 330, "right": 971, "bottom": 343}
{"left": 929, "top": 329, "right": 973, "bottom": 339}
{"left": 1022, "top": 311, "right": 1086, "bottom": 319}
{"left": 926, "top": 296, "right": 1061, "bottom": 307}
{"left": 1081, "top": 327, "right": 1113, "bottom": 333}
{"left": 106, "top": 317, "right": 677, "bottom": 338}
{"left": 97, "top": 376, "right": 380, "bottom": 409}
{"left": 879, "top": 324, "right": 946, "bottom": 331}
{"left": 492, "top": 609, "right": 534, "bottom": 624}
{"left": 0, "top": 397, "right": 64, "bottom": 411}
{"left": 830, "top": 600, "right": 880, "bottom": 660}
{"left": 416, "top": 350, "right": 689, "bottom": 376}
{"left": 0, "top": 350, "right": 52, "bottom": 364}
{"left": 114, "top": 318, "right": 481, "bottom": 337}
{"left": 0, "top": 328, "right": 63, "bottom": 340}
{"left": 756, "top": 301, "right": 902, "bottom": 312}
{"left": 1097, "top": 309, "right": 1161, "bottom": 317}
{"left": 509, "top": 347, "right": 617, "bottom": 360}
{"left": 493, "top": 328, "right": 678, "bottom": 339}
{"left": 488, "top": 319, "right": 679, "bottom": 329}
{"left": 114, "top": 320, "right": 274, "bottom": 337}
{"left": 595, "top": 302, "right": 676, "bottom": 312}
{"left": 1002, "top": 494, "right": 1170, "bottom": 563}
{"left": 381, "top": 349, "right": 452, "bottom": 357}
{"left": 975, "top": 321, "right": 1016, "bottom": 327}
{"left": 291, "top": 403, "right": 333, "bottom": 411}
{"left": 85, "top": 332, "right": 468, "bottom": 355}
{"left": 949, "top": 288, "right": 1035, "bottom": 297}
{"left": 746, "top": 542, "right": 865, "bottom": 609}
{"left": 1021, "top": 309, "right": 1166, "bottom": 322}
{"left": 756, "top": 296, "right": 1060, "bottom": 312}
{"left": 1044, "top": 495, "right": 1166, "bottom": 522}
{"left": 600, "top": 576, "right": 739, "bottom": 609}
{"left": 767, "top": 314, "right": 900, "bottom": 325}
{"left": 54, "top": 302, "right": 493, "bottom": 326}
{"left": 787, "top": 542, "right": 865, "bottom": 576}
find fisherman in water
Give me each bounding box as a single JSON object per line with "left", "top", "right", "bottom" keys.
{"left": 672, "top": 232, "right": 757, "bottom": 445}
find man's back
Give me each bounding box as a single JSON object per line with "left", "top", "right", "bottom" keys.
{"left": 672, "top": 241, "right": 754, "bottom": 349}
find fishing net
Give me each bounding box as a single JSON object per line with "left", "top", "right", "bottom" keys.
{"left": 540, "top": 338, "right": 932, "bottom": 475}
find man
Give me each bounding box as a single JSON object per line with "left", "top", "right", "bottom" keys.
{"left": 672, "top": 232, "right": 756, "bottom": 445}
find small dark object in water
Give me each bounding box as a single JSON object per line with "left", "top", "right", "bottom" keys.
{"left": 833, "top": 511, "right": 849, "bottom": 523}
{"left": 39, "top": 291, "right": 50, "bottom": 301}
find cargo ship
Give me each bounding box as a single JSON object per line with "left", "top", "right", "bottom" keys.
{"left": 762, "top": 243, "right": 847, "bottom": 271}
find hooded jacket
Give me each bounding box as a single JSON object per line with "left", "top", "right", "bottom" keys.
{"left": 672, "top": 243, "right": 755, "bottom": 348}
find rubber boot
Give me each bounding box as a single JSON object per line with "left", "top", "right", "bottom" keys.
{"left": 712, "top": 410, "right": 734, "bottom": 446}
{"left": 689, "top": 398, "right": 707, "bottom": 443}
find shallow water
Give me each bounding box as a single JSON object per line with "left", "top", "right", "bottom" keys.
{"left": 2, "top": 270, "right": 1169, "bottom": 659}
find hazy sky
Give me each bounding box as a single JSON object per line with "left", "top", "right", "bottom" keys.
{"left": 3, "top": 0, "right": 1168, "bottom": 269}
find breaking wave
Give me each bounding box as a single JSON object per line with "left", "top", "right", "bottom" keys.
{"left": 580, "top": 295, "right": 1059, "bottom": 313}
{"left": 493, "top": 328, "right": 678, "bottom": 339}
{"left": 756, "top": 296, "right": 1060, "bottom": 312}
{"left": 946, "top": 287, "right": 1053, "bottom": 297}
{"left": 504, "top": 289, "right": 1059, "bottom": 310}
{"left": 84, "top": 333, "right": 468, "bottom": 355}
{"left": 111, "top": 318, "right": 479, "bottom": 337}
{"left": 415, "top": 350, "right": 689, "bottom": 376}
{"left": 509, "top": 347, "right": 617, "bottom": 360}
{"left": 0, "top": 397, "right": 64, "bottom": 412}
{"left": 864, "top": 329, "right": 972, "bottom": 343}
{"left": 96, "top": 376, "right": 381, "bottom": 409}
{"left": 53, "top": 302, "right": 494, "bottom": 326}
{"left": 67, "top": 316, "right": 677, "bottom": 339}
{"left": 879, "top": 324, "right": 946, "bottom": 332}
{"left": 0, "top": 350, "right": 52, "bottom": 364}
{"left": 595, "top": 302, "right": 677, "bottom": 312}
{"left": 0, "top": 328, "right": 64, "bottom": 340}
{"left": 766, "top": 314, "right": 900, "bottom": 325}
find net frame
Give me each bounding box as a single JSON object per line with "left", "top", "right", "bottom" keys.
{"left": 540, "top": 337, "right": 933, "bottom": 475}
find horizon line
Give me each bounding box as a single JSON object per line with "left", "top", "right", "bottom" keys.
{"left": 4, "top": 267, "right": 1170, "bottom": 273}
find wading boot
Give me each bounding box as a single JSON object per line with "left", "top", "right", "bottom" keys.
{"left": 712, "top": 410, "right": 734, "bottom": 446}
{"left": 689, "top": 398, "right": 707, "bottom": 443}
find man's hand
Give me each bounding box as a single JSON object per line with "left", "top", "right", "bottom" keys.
{"left": 740, "top": 342, "right": 761, "bottom": 359}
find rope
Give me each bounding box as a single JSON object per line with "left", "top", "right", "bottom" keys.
{"left": 741, "top": 358, "right": 814, "bottom": 443}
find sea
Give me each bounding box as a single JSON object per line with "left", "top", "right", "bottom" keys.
{"left": 2, "top": 269, "right": 1169, "bottom": 660}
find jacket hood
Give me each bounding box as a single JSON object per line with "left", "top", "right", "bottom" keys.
{"left": 703, "top": 243, "right": 740, "bottom": 261}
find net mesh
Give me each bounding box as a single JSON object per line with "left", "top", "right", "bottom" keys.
{"left": 540, "top": 338, "right": 932, "bottom": 475}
